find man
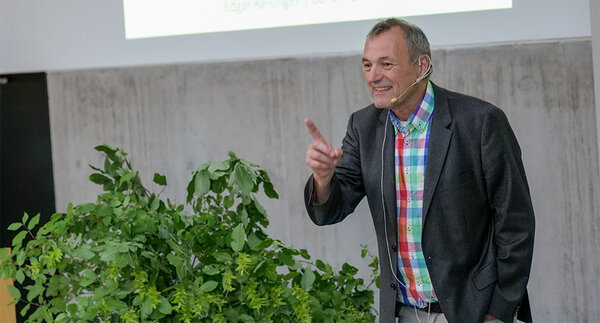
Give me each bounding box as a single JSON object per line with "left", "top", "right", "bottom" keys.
{"left": 303, "top": 18, "right": 534, "bottom": 323}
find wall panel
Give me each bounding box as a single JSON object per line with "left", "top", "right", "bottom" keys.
{"left": 48, "top": 39, "right": 599, "bottom": 321}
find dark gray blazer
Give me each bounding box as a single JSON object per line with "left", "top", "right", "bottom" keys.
{"left": 305, "top": 83, "right": 535, "bottom": 323}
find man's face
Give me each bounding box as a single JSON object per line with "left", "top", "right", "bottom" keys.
{"left": 362, "top": 27, "right": 420, "bottom": 109}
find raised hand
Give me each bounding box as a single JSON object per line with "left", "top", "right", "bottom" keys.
{"left": 304, "top": 118, "right": 342, "bottom": 203}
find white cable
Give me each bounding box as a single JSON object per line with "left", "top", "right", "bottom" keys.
{"left": 381, "top": 112, "right": 408, "bottom": 289}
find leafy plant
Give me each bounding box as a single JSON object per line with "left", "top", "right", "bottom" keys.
{"left": 0, "top": 145, "right": 378, "bottom": 322}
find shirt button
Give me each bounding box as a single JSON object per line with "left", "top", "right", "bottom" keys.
{"left": 391, "top": 283, "right": 396, "bottom": 290}
{"left": 391, "top": 245, "right": 397, "bottom": 251}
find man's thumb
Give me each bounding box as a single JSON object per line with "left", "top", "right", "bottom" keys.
{"left": 335, "top": 148, "right": 343, "bottom": 158}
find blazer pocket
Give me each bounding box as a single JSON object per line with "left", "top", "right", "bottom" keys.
{"left": 439, "top": 169, "right": 476, "bottom": 192}
{"left": 473, "top": 258, "right": 498, "bottom": 290}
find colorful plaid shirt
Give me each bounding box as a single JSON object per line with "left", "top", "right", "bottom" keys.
{"left": 389, "top": 81, "right": 438, "bottom": 307}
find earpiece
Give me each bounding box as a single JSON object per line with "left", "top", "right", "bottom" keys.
{"left": 415, "top": 63, "right": 432, "bottom": 82}
{"left": 390, "top": 57, "right": 433, "bottom": 103}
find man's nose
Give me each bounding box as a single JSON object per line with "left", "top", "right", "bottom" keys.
{"left": 365, "top": 66, "right": 382, "bottom": 83}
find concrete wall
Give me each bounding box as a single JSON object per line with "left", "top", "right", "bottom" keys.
{"left": 47, "top": 39, "right": 599, "bottom": 321}
{"left": 591, "top": 0, "right": 600, "bottom": 198}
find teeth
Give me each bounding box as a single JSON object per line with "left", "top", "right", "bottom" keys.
{"left": 375, "top": 86, "right": 392, "bottom": 91}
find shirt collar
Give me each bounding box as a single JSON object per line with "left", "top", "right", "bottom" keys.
{"left": 389, "top": 81, "right": 435, "bottom": 136}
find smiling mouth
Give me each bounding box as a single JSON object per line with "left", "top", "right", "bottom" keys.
{"left": 374, "top": 86, "right": 392, "bottom": 92}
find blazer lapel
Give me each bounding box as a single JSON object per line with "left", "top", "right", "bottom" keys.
{"left": 379, "top": 109, "right": 398, "bottom": 251}
{"left": 423, "top": 84, "right": 453, "bottom": 221}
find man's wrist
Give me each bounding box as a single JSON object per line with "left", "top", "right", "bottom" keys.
{"left": 312, "top": 175, "right": 333, "bottom": 204}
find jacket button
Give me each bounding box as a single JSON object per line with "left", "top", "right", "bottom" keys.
{"left": 391, "top": 245, "right": 397, "bottom": 251}
{"left": 391, "top": 283, "right": 396, "bottom": 290}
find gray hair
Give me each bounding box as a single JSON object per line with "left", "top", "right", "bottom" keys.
{"left": 366, "top": 18, "right": 431, "bottom": 64}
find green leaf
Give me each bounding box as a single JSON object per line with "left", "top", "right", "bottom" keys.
{"left": 265, "top": 264, "right": 278, "bottom": 281}
{"left": 263, "top": 181, "right": 279, "bottom": 199}
{"left": 15, "top": 270, "right": 25, "bottom": 284}
{"left": 26, "top": 284, "right": 43, "bottom": 302}
{"left": 361, "top": 248, "right": 368, "bottom": 258}
{"left": 134, "top": 235, "right": 147, "bottom": 243}
{"left": 22, "top": 212, "right": 29, "bottom": 224}
{"left": 252, "top": 197, "right": 268, "bottom": 216}
{"left": 203, "top": 264, "right": 221, "bottom": 275}
{"left": 186, "top": 177, "right": 195, "bottom": 203}
{"left": 241, "top": 209, "right": 249, "bottom": 228}
{"left": 195, "top": 162, "right": 210, "bottom": 172}
{"left": 175, "top": 262, "right": 188, "bottom": 280}
{"left": 194, "top": 170, "right": 211, "bottom": 196}
{"left": 97, "top": 205, "right": 113, "bottom": 217}
{"left": 166, "top": 253, "right": 182, "bottom": 266}
{"left": 16, "top": 250, "right": 26, "bottom": 266}
{"left": 247, "top": 233, "right": 263, "bottom": 249}
{"left": 79, "top": 269, "right": 96, "bottom": 287}
{"left": 157, "top": 295, "right": 172, "bottom": 314}
{"left": 89, "top": 173, "right": 112, "bottom": 185}
{"left": 213, "top": 252, "right": 233, "bottom": 263}
{"left": 94, "top": 144, "right": 118, "bottom": 155}
{"left": 283, "top": 272, "right": 299, "bottom": 280}
{"left": 150, "top": 195, "right": 160, "bottom": 212}
{"left": 315, "top": 260, "right": 329, "bottom": 273}
{"left": 199, "top": 280, "right": 219, "bottom": 293}
{"left": 0, "top": 248, "right": 9, "bottom": 261}
{"left": 208, "top": 160, "right": 230, "bottom": 173}
{"left": 153, "top": 173, "right": 167, "bottom": 186}
{"left": 7, "top": 222, "right": 22, "bottom": 231}
{"left": 141, "top": 298, "right": 153, "bottom": 318}
{"left": 105, "top": 298, "right": 128, "bottom": 311}
{"left": 7, "top": 285, "right": 21, "bottom": 302}
{"left": 119, "top": 172, "right": 134, "bottom": 184}
{"left": 301, "top": 268, "right": 315, "bottom": 290}
{"left": 20, "top": 303, "right": 30, "bottom": 317}
{"left": 73, "top": 244, "right": 95, "bottom": 260}
{"left": 102, "top": 215, "right": 112, "bottom": 226}
{"left": 12, "top": 231, "right": 27, "bottom": 247}
{"left": 300, "top": 249, "right": 310, "bottom": 260}
{"left": 223, "top": 195, "right": 234, "bottom": 209}
{"left": 30, "top": 305, "right": 48, "bottom": 321}
{"left": 278, "top": 252, "right": 295, "bottom": 267}
{"left": 211, "top": 177, "right": 227, "bottom": 194}
{"left": 27, "top": 214, "right": 41, "bottom": 231}
{"left": 78, "top": 203, "right": 96, "bottom": 214}
{"left": 253, "top": 260, "right": 265, "bottom": 273}
{"left": 232, "top": 164, "right": 254, "bottom": 195}
{"left": 231, "top": 224, "right": 245, "bottom": 252}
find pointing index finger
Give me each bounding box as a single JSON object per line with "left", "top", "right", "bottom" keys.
{"left": 304, "top": 118, "right": 325, "bottom": 142}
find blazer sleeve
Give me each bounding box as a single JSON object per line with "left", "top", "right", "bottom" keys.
{"left": 304, "top": 112, "right": 367, "bottom": 226}
{"left": 481, "top": 107, "right": 535, "bottom": 322}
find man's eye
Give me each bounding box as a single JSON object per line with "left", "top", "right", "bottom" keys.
{"left": 382, "top": 63, "right": 393, "bottom": 69}
{"left": 362, "top": 64, "right": 371, "bottom": 70}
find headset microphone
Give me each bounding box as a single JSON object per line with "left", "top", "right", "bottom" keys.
{"left": 390, "top": 63, "right": 433, "bottom": 103}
